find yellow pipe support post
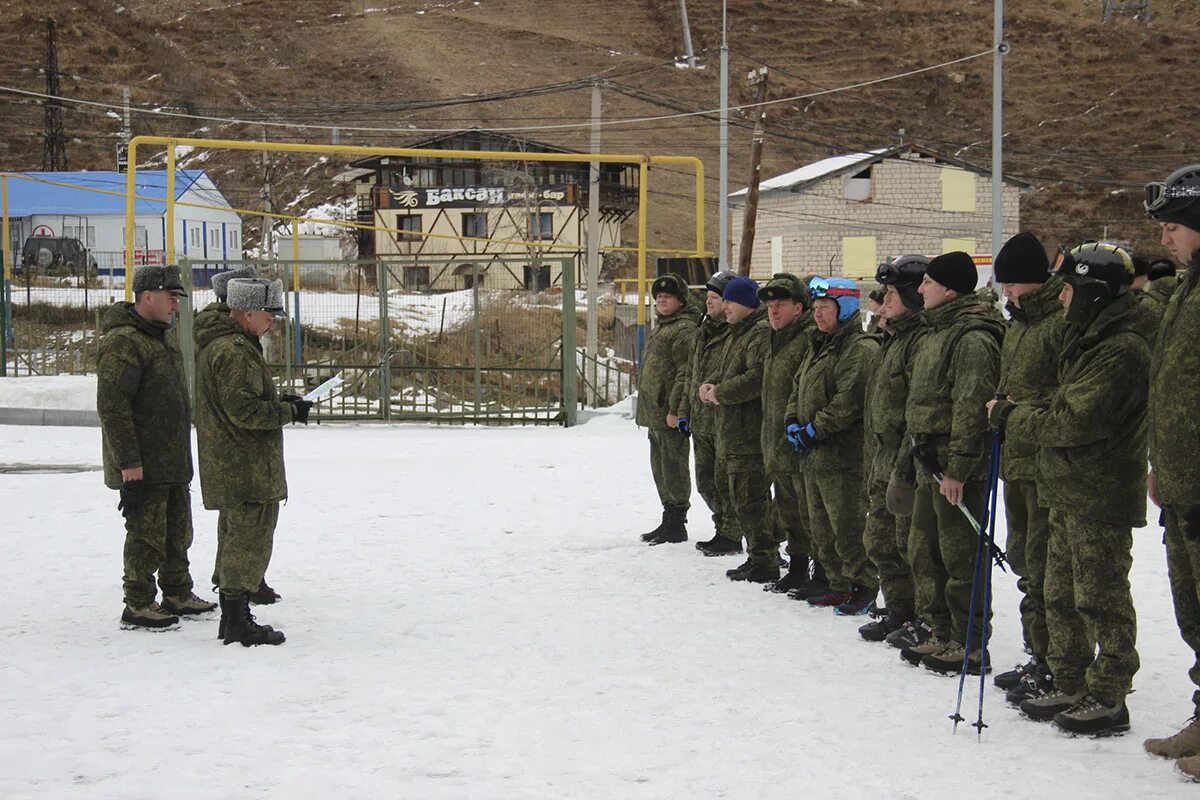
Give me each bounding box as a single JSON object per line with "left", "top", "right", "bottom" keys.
{"left": 649, "top": 155, "right": 706, "bottom": 258}
{"left": 2, "top": 175, "right": 9, "bottom": 376}
{"left": 165, "top": 145, "right": 176, "bottom": 265}
{"left": 636, "top": 161, "right": 649, "bottom": 367}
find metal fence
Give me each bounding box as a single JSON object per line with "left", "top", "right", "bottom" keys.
{"left": 0, "top": 254, "right": 637, "bottom": 424}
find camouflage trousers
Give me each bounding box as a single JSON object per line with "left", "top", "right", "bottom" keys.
{"left": 1003, "top": 480, "right": 1050, "bottom": 659}
{"left": 693, "top": 432, "right": 739, "bottom": 542}
{"left": 864, "top": 477, "right": 915, "bottom": 621}
{"left": 804, "top": 470, "right": 874, "bottom": 593}
{"left": 1163, "top": 507, "right": 1200, "bottom": 712}
{"left": 648, "top": 428, "right": 691, "bottom": 511}
{"left": 122, "top": 483, "right": 195, "bottom": 606}
{"left": 771, "top": 471, "right": 810, "bottom": 563}
{"left": 1044, "top": 509, "right": 1138, "bottom": 702}
{"left": 726, "top": 457, "right": 774, "bottom": 568}
{"left": 910, "top": 480, "right": 990, "bottom": 646}
{"left": 215, "top": 501, "right": 279, "bottom": 595}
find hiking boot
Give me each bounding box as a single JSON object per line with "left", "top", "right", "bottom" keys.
{"left": 640, "top": 509, "right": 668, "bottom": 542}
{"left": 729, "top": 562, "right": 781, "bottom": 584}
{"left": 1053, "top": 694, "right": 1130, "bottom": 737}
{"left": 725, "top": 559, "right": 753, "bottom": 579}
{"left": 994, "top": 656, "right": 1040, "bottom": 691}
{"left": 120, "top": 601, "right": 179, "bottom": 630}
{"left": 787, "top": 570, "right": 832, "bottom": 602}
{"left": 697, "top": 535, "right": 743, "bottom": 557}
{"left": 900, "top": 633, "right": 948, "bottom": 666}
{"left": 1005, "top": 666, "right": 1055, "bottom": 706}
{"left": 860, "top": 611, "right": 907, "bottom": 643}
{"left": 834, "top": 586, "right": 878, "bottom": 617}
{"left": 649, "top": 507, "right": 688, "bottom": 545}
{"left": 161, "top": 591, "right": 218, "bottom": 616}
{"left": 220, "top": 593, "right": 285, "bottom": 647}
{"left": 921, "top": 642, "right": 991, "bottom": 676}
{"left": 248, "top": 579, "right": 281, "bottom": 605}
{"left": 1020, "top": 687, "right": 1086, "bottom": 722}
{"left": 887, "top": 618, "right": 932, "bottom": 650}
{"left": 1146, "top": 716, "right": 1200, "bottom": 759}
{"left": 806, "top": 589, "right": 852, "bottom": 608}
{"left": 1176, "top": 754, "right": 1200, "bottom": 782}
{"left": 764, "top": 564, "right": 809, "bottom": 594}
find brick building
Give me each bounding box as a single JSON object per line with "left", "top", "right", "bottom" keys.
{"left": 728, "top": 145, "right": 1025, "bottom": 280}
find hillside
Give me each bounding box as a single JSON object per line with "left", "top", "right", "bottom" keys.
{"left": 2, "top": 0, "right": 1198, "bottom": 262}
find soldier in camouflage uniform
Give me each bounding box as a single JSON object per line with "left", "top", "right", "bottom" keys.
{"left": 679, "top": 271, "right": 742, "bottom": 556}
{"left": 898, "top": 252, "right": 1003, "bottom": 675}
{"left": 987, "top": 233, "right": 1068, "bottom": 699}
{"left": 196, "top": 267, "right": 280, "bottom": 606}
{"left": 1129, "top": 256, "right": 1178, "bottom": 350}
{"left": 859, "top": 256, "right": 929, "bottom": 642}
{"left": 991, "top": 242, "right": 1146, "bottom": 736}
{"left": 196, "top": 278, "right": 310, "bottom": 646}
{"left": 636, "top": 273, "right": 701, "bottom": 545}
{"left": 756, "top": 273, "right": 816, "bottom": 593}
{"left": 97, "top": 265, "right": 217, "bottom": 630}
{"left": 1141, "top": 165, "right": 1200, "bottom": 776}
{"left": 699, "top": 276, "right": 776, "bottom": 582}
{"left": 784, "top": 277, "right": 879, "bottom": 614}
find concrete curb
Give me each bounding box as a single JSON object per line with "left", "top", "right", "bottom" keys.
{"left": 0, "top": 407, "right": 100, "bottom": 427}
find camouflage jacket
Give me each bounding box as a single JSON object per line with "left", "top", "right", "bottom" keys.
{"left": 1130, "top": 276, "right": 1176, "bottom": 351}
{"left": 96, "top": 302, "right": 193, "bottom": 490}
{"left": 194, "top": 310, "right": 292, "bottom": 509}
{"left": 711, "top": 306, "right": 771, "bottom": 460}
{"left": 996, "top": 278, "right": 1068, "bottom": 482}
{"left": 1150, "top": 256, "right": 1200, "bottom": 507}
{"left": 863, "top": 310, "right": 926, "bottom": 484}
{"left": 905, "top": 292, "right": 1004, "bottom": 483}
{"left": 1007, "top": 293, "right": 1148, "bottom": 527}
{"left": 786, "top": 311, "right": 878, "bottom": 475}
{"left": 636, "top": 304, "right": 702, "bottom": 429}
{"left": 760, "top": 315, "right": 815, "bottom": 475}
{"left": 678, "top": 314, "right": 732, "bottom": 436}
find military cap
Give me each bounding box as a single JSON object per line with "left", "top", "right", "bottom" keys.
{"left": 757, "top": 273, "right": 808, "bottom": 303}
{"left": 132, "top": 264, "right": 187, "bottom": 297}
{"left": 210, "top": 267, "right": 257, "bottom": 302}
{"left": 228, "top": 278, "right": 286, "bottom": 317}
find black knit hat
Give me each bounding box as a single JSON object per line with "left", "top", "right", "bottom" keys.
{"left": 925, "top": 251, "right": 978, "bottom": 295}
{"left": 994, "top": 232, "right": 1049, "bottom": 284}
{"left": 650, "top": 272, "right": 689, "bottom": 303}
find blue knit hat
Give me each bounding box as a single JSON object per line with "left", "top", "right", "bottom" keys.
{"left": 722, "top": 275, "right": 761, "bottom": 309}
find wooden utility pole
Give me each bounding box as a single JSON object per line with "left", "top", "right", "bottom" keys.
{"left": 736, "top": 67, "right": 768, "bottom": 276}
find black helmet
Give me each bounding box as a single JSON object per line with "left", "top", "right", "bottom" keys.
{"left": 1145, "top": 164, "right": 1200, "bottom": 231}
{"left": 705, "top": 270, "right": 737, "bottom": 296}
{"left": 1057, "top": 241, "right": 1135, "bottom": 297}
{"left": 875, "top": 255, "right": 930, "bottom": 287}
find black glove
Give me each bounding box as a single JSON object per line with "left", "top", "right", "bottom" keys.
{"left": 118, "top": 480, "right": 145, "bottom": 519}
{"left": 910, "top": 438, "right": 943, "bottom": 476}
{"left": 677, "top": 418, "right": 691, "bottom": 437}
{"left": 1185, "top": 506, "right": 1200, "bottom": 540}
{"left": 988, "top": 398, "right": 1016, "bottom": 430}
{"left": 280, "top": 393, "right": 302, "bottom": 403}
{"left": 289, "top": 399, "right": 314, "bottom": 424}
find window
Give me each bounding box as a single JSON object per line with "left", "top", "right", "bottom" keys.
{"left": 397, "top": 215, "right": 422, "bottom": 243}
{"left": 228, "top": 229, "right": 240, "bottom": 249}
{"left": 462, "top": 213, "right": 488, "bottom": 239}
{"left": 844, "top": 166, "right": 873, "bottom": 202}
{"left": 529, "top": 212, "right": 554, "bottom": 241}
{"left": 404, "top": 266, "right": 430, "bottom": 290}
{"left": 124, "top": 226, "right": 149, "bottom": 249}
{"left": 523, "top": 265, "right": 551, "bottom": 292}
{"left": 63, "top": 225, "right": 96, "bottom": 247}
{"left": 209, "top": 228, "right": 221, "bottom": 248}
{"left": 189, "top": 226, "right": 201, "bottom": 247}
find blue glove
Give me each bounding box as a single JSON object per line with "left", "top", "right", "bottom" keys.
{"left": 677, "top": 417, "right": 691, "bottom": 437}
{"left": 785, "top": 419, "right": 806, "bottom": 454}
{"left": 794, "top": 422, "right": 819, "bottom": 454}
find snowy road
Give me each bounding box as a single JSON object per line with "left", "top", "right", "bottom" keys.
{"left": 0, "top": 408, "right": 1195, "bottom": 798}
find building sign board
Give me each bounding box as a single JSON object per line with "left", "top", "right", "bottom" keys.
{"left": 384, "top": 185, "right": 573, "bottom": 209}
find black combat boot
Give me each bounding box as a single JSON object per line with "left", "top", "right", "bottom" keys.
{"left": 649, "top": 506, "right": 688, "bottom": 545}
{"left": 859, "top": 609, "right": 908, "bottom": 642}
{"left": 221, "top": 592, "right": 286, "bottom": 647}
{"left": 248, "top": 578, "right": 281, "bottom": 605}
{"left": 697, "top": 535, "right": 743, "bottom": 556}
{"left": 729, "top": 560, "right": 780, "bottom": 583}
{"left": 786, "top": 561, "right": 830, "bottom": 601}
{"left": 994, "top": 655, "right": 1040, "bottom": 690}
{"left": 640, "top": 508, "right": 669, "bottom": 542}
{"left": 764, "top": 559, "right": 810, "bottom": 593}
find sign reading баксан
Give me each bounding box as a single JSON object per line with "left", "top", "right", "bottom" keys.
{"left": 387, "top": 185, "right": 571, "bottom": 209}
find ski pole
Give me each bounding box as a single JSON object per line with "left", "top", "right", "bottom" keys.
{"left": 974, "top": 425, "right": 1005, "bottom": 739}
{"left": 930, "top": 470, "right": 1008, "bottom": 573}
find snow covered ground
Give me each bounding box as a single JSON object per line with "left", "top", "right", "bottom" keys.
{"left": 1, "top": 405, "right": 1196, "bottom": 798}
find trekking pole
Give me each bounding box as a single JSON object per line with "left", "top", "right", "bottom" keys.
{"left": 950, "top": 437, "right": 999, "bottom": 734}
{"left": 973, "top": 424, "right": 1005, "bottom": 739}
